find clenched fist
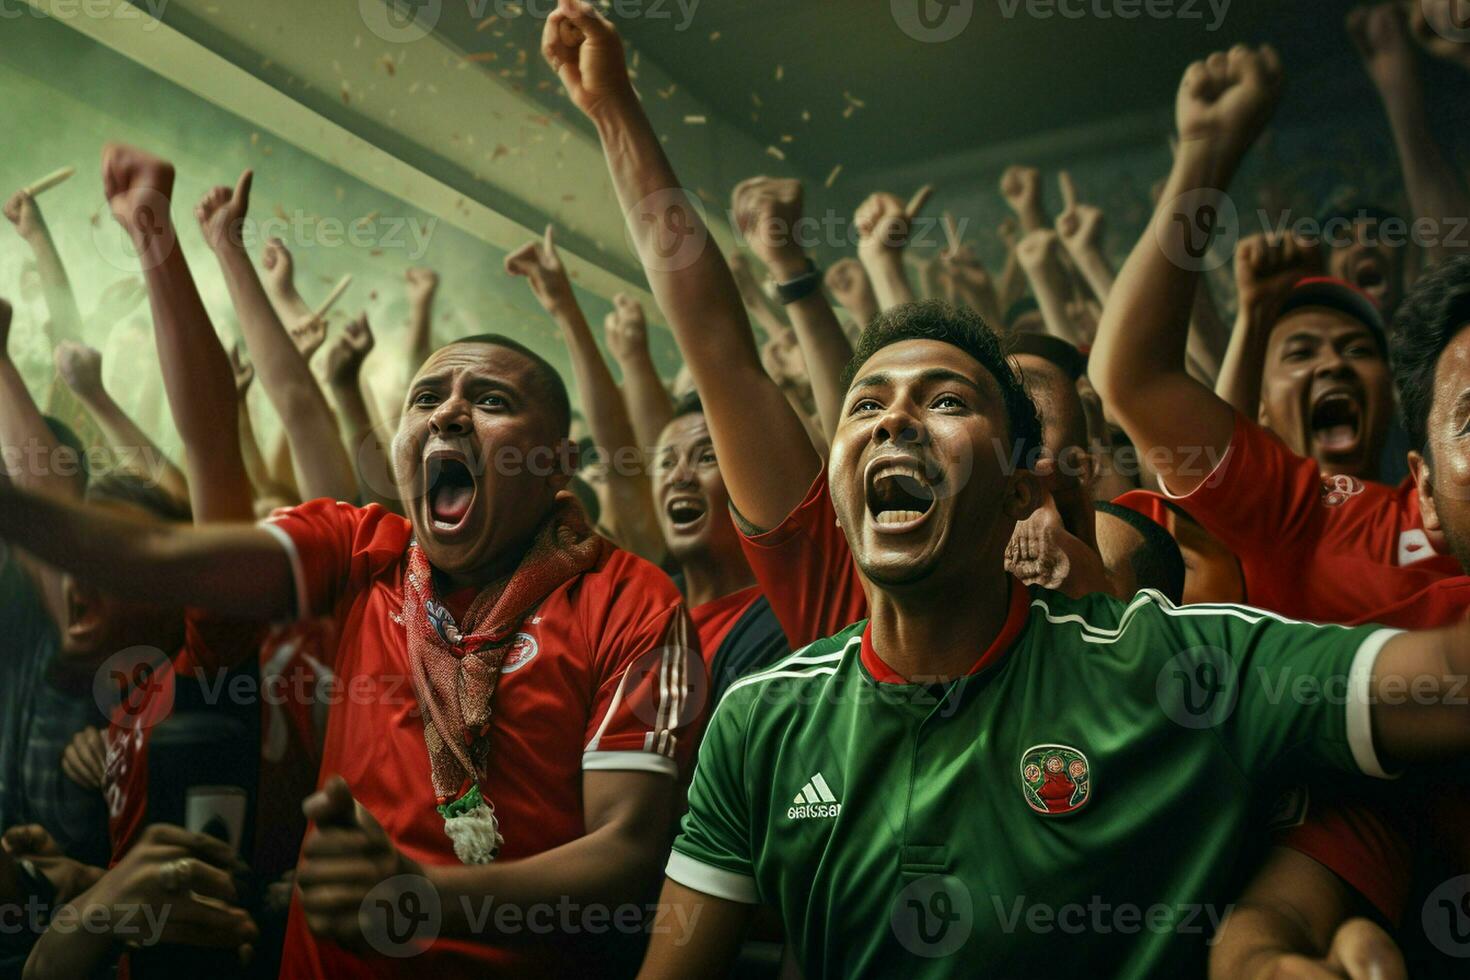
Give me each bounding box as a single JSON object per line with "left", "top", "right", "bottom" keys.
{"left": 604, "top": 293, "right": 649, "bottom": 366}
{"left": 101, "top": 142, "right": 176, "bottom": 255}
{"left": 405, "top": 266, "right": 439, "bottom": 304}
{"left": 855, "top": 186, "right": 933, "bottom": 255}
{"left": 1175, "top": 45, "right": 1283, "bottom": 161}
{"left": 1233, "top": 232, "right": 1321, "bottom": 321}
{"left": 3, "top": 191, "right": 42, "bottom": 240}
{"left": 999, "top": 166, "right": 1041, "bottom": 215}
{"left": 262, "top": 237, "right": 296, "bottom": 295}
{"left": 195, "top": 171, "right": 254, "bottom": 252}
{"left": 732, "top": 176, "right": 805, "bottom": 272}
{"left": 324, "top": 314, "right": 375, "bottom": 387}
{"left": 542, "top": 0, "right": 633, "bottom": 119}
{"left": 55, "top": 341, "right": 105, "bottom": 399}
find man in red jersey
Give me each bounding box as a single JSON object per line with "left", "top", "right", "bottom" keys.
{"left": 1211, "top": 253, "right": 1470, "bottom": 979}
{"left": 0, "top": 155, "right": 701, "bottom": 976}
{"left": 1088, "top": 53, "right": 1460, "bottom": 623}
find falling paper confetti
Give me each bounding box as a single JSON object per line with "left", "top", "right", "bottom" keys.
{"left": 683, "top": 115, "right": 706, "bottom": 124}
{"left": 766, "top": 146, "right": 785, "bottom": 161}
{"left": 825, "top": 164, "right": 843, "bottom": 188}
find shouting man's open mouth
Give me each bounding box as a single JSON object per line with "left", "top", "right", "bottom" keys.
{"left": 424, "top": 447, "right": 480, "bottom": 538}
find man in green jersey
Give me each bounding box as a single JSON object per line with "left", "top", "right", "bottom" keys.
{"left": 541, "top": 6, "right": 1470, "bottom": 976}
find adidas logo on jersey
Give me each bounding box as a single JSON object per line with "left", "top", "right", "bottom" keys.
{"left": 787, "top": 772, "right": 842, "bottom": 819}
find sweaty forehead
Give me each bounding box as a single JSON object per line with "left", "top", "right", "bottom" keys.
{"left": 849, "top": 339, "right": 997, "bottom": 396}
{"left": 415, "top": 342, "right": 539, "bottom": 387}
{"left": 657, "top": 412, "right": 710, "bottom": 451}
{"left": 1269, "top": 307, "right": 1378, "bottom": 347}
{"left": 1432, "top": 323, "right": 1470, "bottom": 412}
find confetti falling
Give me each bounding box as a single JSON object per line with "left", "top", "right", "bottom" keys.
{"left": 766, "top": 146, "right": 785, "bottom": 161}
{"left": 825, "top": 164, "right": 843, "bottom": 188}
{"left": 683, "top": 115, "right": 706, "bottom": 124}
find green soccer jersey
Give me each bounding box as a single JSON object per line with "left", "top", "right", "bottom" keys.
{"left": 667, "top": 583, "right": 1399, "bottom": 978}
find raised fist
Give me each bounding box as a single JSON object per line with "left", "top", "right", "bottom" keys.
{"left": 541, "top": 0, "right": 632, "bottom": 118}
{"left": 101, "top": 143, "right": 176, "bottom": 262}
{"left": 195, "top": 171, "right": 253, "bottom": 252}
{"left": 1054, "top": 172, "right": 1105, "bottom": 254}
{"left": 732, "top": 176, "right": 804, "bottom": 268}
{"left": 55, "top": 340, "right": 105, "bottom": 398}
{"left": 603, "top": 293, "right": 648, "bottom": 365}
{"left": 324, "top": 314, "right": 375, "bottom": 387}
{"left": 504, "top": 225, "right": 574, "bottom": 315}
{"left": 1347, "top": 4, "right": 1416, "bottom": 88}
{"left": 855, "top": 186, "right": 932, "bottom": 254}
{"left": 405, "top": 266, "right": 439, "bottom": 304}
{"left": 1175, "top": 45, "right": 1283, "bottom": 157}
{"left": 261, "top": 237, "right": 295, "bottom": 294}
{"left": 1233, "top": 231, "right": 1321, "bottom": 320}
{"left": 3, "top": 191, "right": 41, "bottom": 240}
{"left": 999, "top": 166, "right": 1041, "bottom": 213}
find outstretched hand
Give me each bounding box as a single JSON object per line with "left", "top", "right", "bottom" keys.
{"left": 505, "top": 224, "right": 575, "bottom": 315}
{"left": 195, "top": 171, "right": 254, "bottom": 252}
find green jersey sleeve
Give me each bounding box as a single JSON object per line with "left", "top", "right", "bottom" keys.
{"left": 666, "top": 685, "right": 760, "bottom": 904}
{"left": 1137, "top": 592, "right": 1401, "bottom": 779}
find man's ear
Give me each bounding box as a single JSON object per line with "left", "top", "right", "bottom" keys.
{"left": 1408, "top": 450, "right": 1441, "bottom": 533}
{"left": 1004, "top": 468, "right": 1042, "bottom": 523}
{"left": 1256, "top": 400, "right": 1270, "bottom": 429}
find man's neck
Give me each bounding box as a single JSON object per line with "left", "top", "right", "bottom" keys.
{"left": 679, "top": 547, "right": 757, "bottom": 609}
{"left": 866, "top": 564, "right": 1014, "bottom": 683}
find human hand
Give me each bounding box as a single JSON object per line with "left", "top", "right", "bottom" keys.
{"left": 505, "top": 225, "right": 576, "bottom": 316}
{"left": 54, "top": 341, "right": 105, "bottom": 399}
{"left": 194, "top": 171, "right": 254, "bottom": 252}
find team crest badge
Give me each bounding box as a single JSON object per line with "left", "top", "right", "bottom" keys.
{"left": 1320, "top": 474, "right": 1364, "bottom": 507}
{"left": 1021, "top": 744, "right": 1091, "bottom": 816}
{"left": 499, "top": 632, "right": 539, "bottom": 674}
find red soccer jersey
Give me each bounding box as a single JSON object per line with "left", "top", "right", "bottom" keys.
{"left": 1161, "top": 412, "right": 1459, "bottom": 622}
{"left": 689, "top": 586, "right": 762, "bottom": 658}
{"left": 736, "top": 471, "right": 868, "bottom": 649}
{"left": 103, "top": 617, "right": 329, "bottom": 880}
{"left": 260, "top": 500, "right": 698, "bottom": 979}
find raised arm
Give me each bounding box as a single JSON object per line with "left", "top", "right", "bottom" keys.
{"left": 198, "top": 171, "right": 357, "bottom": 503}
{"left": 0, "top": 299, "right": 77, "bottom": 502}
{"left": 733, "top": 176, "right": 854, "bottom": 439}
{"left": 0, "top": 477, "right": 294, "bottom": 620}
{"left": 101, "top": 144, "right": 253, "bottom": 522}
{"left": 403, "top": 266, "right": 439, "bottom": 379}
{"left": 260, "top": 236, "right": 314, "bottom": 326}
{"left": 323, "top": 314, "right": 400, "bottom": 513}
{"left": 1090, "top": 46, "right": 1282, "bottom": 497}
{"left": 505, "top": 225, "right": 664, "bottom": 562}
{"left": 727, "top": 250, "right": 790, "bottom": 340}
{"left": 1016, "top": 229, "right": 1089, "bottom": 344}
{"left": 1350, "top": 3, "right": 1470, "bottom": 267}
{"left": 53, "top": 341, "right": 189, "bottom": 507}
{"left": 543, "top": 0, "right": 817, "bottom": 530}
{"left": 1213, "top": 232, "right": 1321, "bottom": 415}
{"left": 603, "top": 294, "right": 674, "bottom": 450}
{"left": 1054, "top": 172, "right": 1115, "bottom": 301}
{"left": 1000, "top": 165, "right": 1048, "bottom": 234}
{"left": 3, "top": 189, "right": 83, "bottom": 345}
{"left": 228, "top": 345, "right": 283, "bottom": 507}
{"left": 855, "top": 186, "right": 932, "bottom": 311}
{"left": 823, "top": 257, "right": 879, "bottom": 330}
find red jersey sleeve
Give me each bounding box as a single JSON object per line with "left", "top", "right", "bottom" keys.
{"left": 1276, "top": 793, "right": 1414, "bottom": 925}
{"left": 259, "top": 499, "right": 412, "bottom": 623}
{"left": 581, "top": 550, "right": 704, "bottom": 779}
{"left": 736, "top": 470, "right": 868, "bottom": 649}
{"left": 1162, "top": 411, "right": 1326, "bottom": 559}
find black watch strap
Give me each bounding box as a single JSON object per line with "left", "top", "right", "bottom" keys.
{"left": 774, "top": 259, "right": 820, "bottom": 304}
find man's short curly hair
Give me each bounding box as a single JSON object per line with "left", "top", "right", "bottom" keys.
{"left": 840, "top": 300, "right": 1043, "bottom": 465}
{"left": 1391, "top": 253, "right": 1470, "bottom": 452}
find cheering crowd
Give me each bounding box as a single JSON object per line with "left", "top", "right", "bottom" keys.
{"left": 3, "top": 0, "right": 1470, "bottom": 977}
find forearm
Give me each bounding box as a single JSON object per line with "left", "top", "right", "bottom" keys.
{"left": 772, "top": 258, "right": 853, "bottom": 439}
{"left": 592, "top": 95, "right": 818, "bottom": 529}
{"left": 21, "top": 225, "right": 84, "bottom": 344}
{"left": 215, "top": 246, "right": 355, "bottom": 501}
{"left": 23, "top": 885, "right": 119, "bottom": 980}
{"left": 1213, "top": 309, "right": 1270, "bottom": 415}
{"left": 431, "top": 822, "right": 664, "bottom": 941}
{"left": 557, "top": 306, "right": 663, "bottom": 561}
{"left": 73, "top": 387, "right": 190, "bottom": 507}
{"left": 998, "top": 248, "right": 1025, "bottom": 312}
{"left": 405, "top": 293, "right": 435, "bottom": 371}
{"left": 1022, "top": 258, "right": 1084, "bottom": 344}
{"left": 0, "top": 358, "right": 77, "bottom": 501}
{"left": 330, "top": 375, "right": 397, "bottom": 512}
{"left": 1186, "top": 278, "right": 1230, "bottom": 383}
{"left": 615, "top": 351, "right": 674, "bottom": 452}
{"left": 1069, "top": 245, "right": 1116, "bottom": 303}
{"left": 1208, "top": 903, "right": 1325, "bottom": 980}
{"left": 859, "top": 248, "right": 916, "bottom": 311}
{"left": 0, "top": 480, "right": 293, "bottom": 620}
{"left": 237, "top": 400, "right": 274, "bottom": 503}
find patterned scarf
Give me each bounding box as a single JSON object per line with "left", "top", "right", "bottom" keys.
{"left": 402, "top": 492, "right": 603, "bottom": 862}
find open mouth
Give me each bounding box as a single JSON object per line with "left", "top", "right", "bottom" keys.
{"left": 1352, "top": 255, "right": 1385, "bottom": 293}
{"left": 664, "top": 495, "right": 708, "bottom": 532}
{"left": 1309, "top": 391, "right": 1362, "bottom": 455}
{"left": 425, "top": 451, "right": 478, "bottom": 532}
{"left": 63, "top": 580, "right": 103, "bottom": 643}
{"left": 866, "top": 459, "right": 938, "bottom": 532}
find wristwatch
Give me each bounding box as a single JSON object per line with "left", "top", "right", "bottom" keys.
{"left": 774, "top": 258, "right": 821, "bottom": 304}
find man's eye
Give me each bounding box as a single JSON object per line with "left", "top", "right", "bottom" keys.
{"left": 699, "top": 451, "right": 717, "bottom": 465}
{"left": 1282, "top": 348, "right": 1311, "bottom": 362}
{"left": 478, "top": 394, "right": 508, "bottom": 409}
{"left": 933, "top": 394, "right": 965, "bottom": 410}
{"left": 412, "top": 392, "right": 438, "bottom": 407}
{"left": 1345, "top": 345, "right": 1374, "bottom": 358}
{"left": 850, "top": 398, "right": 882, "bottom": 414}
